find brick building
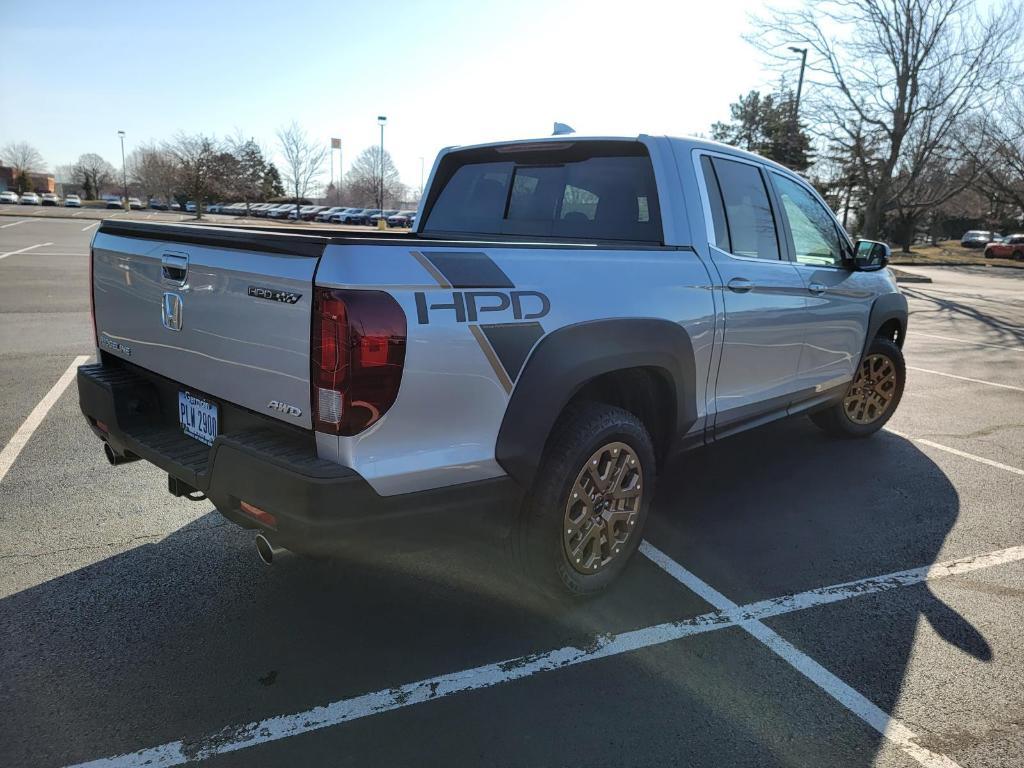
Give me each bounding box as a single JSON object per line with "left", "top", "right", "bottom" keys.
{"left": 0, "top": 165, "right": 56, "bottom": 193}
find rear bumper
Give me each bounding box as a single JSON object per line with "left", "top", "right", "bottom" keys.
{"left": 77, "top": 360, "right": 521, "bottom": 552}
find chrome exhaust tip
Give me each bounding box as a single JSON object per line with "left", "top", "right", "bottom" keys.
{"left": 255, "top": 533, "right": 286, "bottom": 565}
{"left": 104, "top": 443, "right": 139, "bottom": 466}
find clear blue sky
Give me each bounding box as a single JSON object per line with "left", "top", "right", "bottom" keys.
{"left": 0, "top": 0, "right": 789, "bottom": 193}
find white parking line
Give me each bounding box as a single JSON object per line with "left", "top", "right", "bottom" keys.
{"left": 886, "top": 428, "right": 1024, "bottom": 476}
{"left": 908, "top": 366, "right": 1024, "bottom": 393}
{"left": 640, "top": 542, "right": 964, "bottom": 768}
{"left": 911, "top": 331, "right": 1023, "bottom": 353}
{"left": 66, "top": 544, "right": 1024, "bottom": 768}
{"left": 0, "top": 242, "right": 54, "bottom": 261}
{"left": 0, "top": 218, "right": 31, "bottom": 229}
{"left": 82, "top": 222, "right": 99, "bottom": 232}
{"left": 0, "top": 356, "right": 90, "bottom": 485}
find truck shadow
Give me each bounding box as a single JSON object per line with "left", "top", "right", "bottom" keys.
{"left": 1, "top": 419, "right": 980, "bottom": 767}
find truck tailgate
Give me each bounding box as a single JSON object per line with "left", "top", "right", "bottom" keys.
{"left": 91, "top": 224, "right": 326, "bottom": 430}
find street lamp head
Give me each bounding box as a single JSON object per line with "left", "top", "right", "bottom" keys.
{"left": 377, "top": 115, "right": 387, "bottom": 125}
{"left": 788, "top": 46, "right": 806, "bottom": 54}
{"left": 118, "top": 130, "right": 125, "bottom": 138}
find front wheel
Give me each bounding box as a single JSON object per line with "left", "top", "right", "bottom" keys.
{"left": 514, "top": 401, "right": 655, "bottom": 597}
{"left": 810, "top": 336, "right": 905, "bottom": 437}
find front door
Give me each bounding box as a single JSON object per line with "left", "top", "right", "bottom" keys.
{"left": 768, "top": 172, "right": 875, "bottom": 398}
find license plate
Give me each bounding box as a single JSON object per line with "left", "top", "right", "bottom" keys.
{"left": 178, "top": 391, "right": 218, "bottom": 446}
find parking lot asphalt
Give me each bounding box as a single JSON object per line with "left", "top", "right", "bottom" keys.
{"left": 1, "top": 218, "right": 1021, "bottom": 768}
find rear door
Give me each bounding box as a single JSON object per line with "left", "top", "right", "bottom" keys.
{"left": 695, "top": 153, "right": 808, "bottom": 436}
{"left": 91, "top": 224, "right": 324, "bottom": 429}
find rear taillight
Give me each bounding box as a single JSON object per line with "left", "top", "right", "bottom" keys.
{"left": 311, "top": 287, "right": 407, "bottom": 436}
{"left": 89, "top": 246, "right": 98, "bottom": 347}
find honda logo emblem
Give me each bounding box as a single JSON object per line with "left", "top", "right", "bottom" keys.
{"left": 162, "top": 292, "right": 183, "bottom": 331}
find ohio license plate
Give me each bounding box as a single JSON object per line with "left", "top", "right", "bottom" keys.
{"left": 178, "top": 391, "right": 218, "bottom": 446}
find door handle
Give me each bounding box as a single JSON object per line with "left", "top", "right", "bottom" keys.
{"left": 161, "top": 253, "right": 188, "bottom": 284}
{"left": 808, "top": 282, "right": 827, "bottom": 295}
{"left": 727, "top": 277, "right": 754, "bottom": 293}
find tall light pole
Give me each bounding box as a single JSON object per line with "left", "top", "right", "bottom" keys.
{"left": 787, "top": 47, "right": 808, "bottom": 167}
{"left": 377, "top": 116, "right": 387, "bottom": 228}
{"left": 788, "top": 46, "right": 807, "bottom": 121}
{"left": 117, "top": 130, "right": 128, "bottom": 210}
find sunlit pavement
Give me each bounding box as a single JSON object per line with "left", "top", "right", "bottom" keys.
{"left": 1, "top": 219, "right": 1022, "bottom": 768}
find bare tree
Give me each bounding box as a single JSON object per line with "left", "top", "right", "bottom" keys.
{"left": 751, "top": 0, "right": 1022, "bottom": 239}
{"left": 344, "top": 145, "right": 406, "bottom": 207}
{"left": 226, "top": 134, "right": 271, "bottom": 214}
{"left": 129, "top": 144, "right": 180, "bottom": 205}
{"left": 973, "top": 97, "right": 1024, "bottom": 215}
{"left": 277, "top": 123, "right": 327, "bottom": 208}
{"left": 71, "top": 153, "right": 116, "bottom": 200}
{"left": 1, "top": 141, "right": 45, "bottom": 174}
{"left": 164, "top": 133, "right": 221, "bottom": 219}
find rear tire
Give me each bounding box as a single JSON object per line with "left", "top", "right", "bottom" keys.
{"left": 514, "top": 401, "right": 655, "bottom": 597}
{"left": 810, "top": 336, "right": 905, "bottom": 438}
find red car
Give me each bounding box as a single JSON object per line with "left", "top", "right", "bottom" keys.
{"left": 984, "top": 234, "right": 1024, "bottom": 259}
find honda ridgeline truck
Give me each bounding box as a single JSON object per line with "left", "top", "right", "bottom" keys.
{"left": 78, "top": 135, "right": 907, "bottom": 595}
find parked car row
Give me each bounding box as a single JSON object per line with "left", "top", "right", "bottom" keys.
{"left": 960, "top": 230, "right": 1004, "bottom": 248}
{"left": 147, "top": 199, "right": 182, "bottom": 211}
{"left": 0, "top": 191, "right": 81, "bottom": 207}
{"left": 195, "top": 201, "right": 418, "bottom": 227}
{"left": 105, "top": 197, "right": 144, "bottom": 210}
{"left": 983, "top": 234, "right": 1024, "bottom": 260}
{"left": 0, "top": 191, "right": 419, "bottom": 228}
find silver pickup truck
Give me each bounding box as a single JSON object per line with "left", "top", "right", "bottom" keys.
{"left": 78, "top": 135, "right": 907, "bottom": 595}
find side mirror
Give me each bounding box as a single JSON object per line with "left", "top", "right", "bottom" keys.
{"left": 853, "top": 239, "right": 891, "bottom": 271}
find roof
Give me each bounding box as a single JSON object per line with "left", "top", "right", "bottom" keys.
{"left": 444, "top": 133, "right": 799, "bottom": 177}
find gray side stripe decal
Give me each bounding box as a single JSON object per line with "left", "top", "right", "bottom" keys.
{"left": 417, "top": 251, "right": 514, "bottom": 288}
{"left": 479, "top": 322, "right": 545, "bottom": 384}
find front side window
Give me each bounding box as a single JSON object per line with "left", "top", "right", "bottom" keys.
{"left": 772, "top": 174, "right": 846, "bottom": 267}
{"left": 706, "top": 157, "right": 780, "bottom": 260}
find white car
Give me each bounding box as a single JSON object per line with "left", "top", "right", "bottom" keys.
{"left": 18, "top": 192, "right": 41, "bottom": 205}
{"left": 0, "top": 191, "right": 19, "bottom": 204}
{"left": 64, "top": 194, "right": 82, "bottom": 208}
{"left": 41, "top": 193, "right": 61, "bottom": 206}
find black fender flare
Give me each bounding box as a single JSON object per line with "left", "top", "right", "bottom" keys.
{"left": 863, "top": 292, "right": 908, "bottom": 356}
{"left": 495, "top": 318, "right": 698, "bottom": 488}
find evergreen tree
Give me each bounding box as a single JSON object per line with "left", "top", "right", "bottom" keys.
{"left": 263, "top": 163, "right": 285, "bottom": 199}
{"left": 711, "top": 88, "right": 812, "bottom": 172}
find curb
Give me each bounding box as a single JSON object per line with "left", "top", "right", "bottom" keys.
{"left": 891, "top": 260, "right": 1024, "bottom": 271}
{"left": 889, "top": 268, "right": 932, "bottom": 284}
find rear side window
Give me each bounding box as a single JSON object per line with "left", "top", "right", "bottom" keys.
{"left": 422, "top": 149, "right": 662, "bottom": 243}
{"left": 706, "top": 157, "right": 780, "bottom": 260}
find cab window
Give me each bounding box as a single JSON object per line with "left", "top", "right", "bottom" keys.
{"left": 701, "top": 156, "right": 781, "bottom": 260}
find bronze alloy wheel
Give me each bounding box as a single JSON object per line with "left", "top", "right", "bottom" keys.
{"left": 562, "top": 441, "right": 643, "bottom": 574}
{"left": 844, "top": 353, "right": 898, "bottom": 425}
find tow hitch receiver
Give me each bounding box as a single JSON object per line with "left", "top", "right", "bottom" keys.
{"left": 167, "top": 475, "right": 206, "bottom": 501}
